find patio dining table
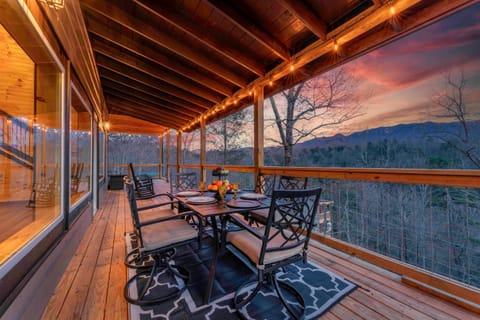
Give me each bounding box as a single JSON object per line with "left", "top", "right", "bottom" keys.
{"left": 170, "top": 191, "right": 270, "bottom": 305}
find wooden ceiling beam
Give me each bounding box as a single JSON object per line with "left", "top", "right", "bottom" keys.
{"left": 91, "top": 38, "right": 224, "bottom": 104}
{"left": 107, "top": 114, "right": 167, "bottom": 135}
{"left": 100, "top": 77, "right": 197, "bottom": 118}
{"left": 134, "top": 0, "right": 265, "bottom": 76}
{"left": 95, "top": 55, "right": 211, "bottom": 110}
{"left": 107, "top": 96, "right": 185, "bottom": 128}
{"left": 103, "top": 86, "right": 194, "bottom": 121}
{"left": 86, "top": 17, "right": 233, "bottom": 97}
{"left": 81, "top": 0, "right": 248, "bottom": 88}
{"left": 204, "top": 0, "right": 290, "bottom": 61}
{"left": 276, "top": 0, "right": 327, "bottom": 40}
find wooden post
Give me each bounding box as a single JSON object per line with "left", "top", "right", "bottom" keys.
{"left": 166, "top": 130, "right": 171, "bottom": 182}
{"left": 177, "top": 131, "right": 182, "bottom": 173}
{"left": 253, "top": 85, "right": 264, "bottom": 184}
{"left": 200, "top": 117, "right": 206, "bottom": 184}
{"left": 159, "top": 135, "right": 163, "bottom": 179}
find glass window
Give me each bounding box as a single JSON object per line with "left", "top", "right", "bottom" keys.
{"left": 206, "top": 106, "right": 253, "bottom": 165}
{"left": 264, "top": 5, "right": 480, "bottom": 169}
{"left": 70, "top": 88, "right": 91, "bottom": 205}
{"left": 0, "top": 23, "right": 62, "bottom": 265}
{"left": 98, "top": 129, "right": 104, "bottom": 181}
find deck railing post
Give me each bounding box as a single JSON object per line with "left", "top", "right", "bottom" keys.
{"left": 253, "top": 85, "right": 264, "bottom": 184}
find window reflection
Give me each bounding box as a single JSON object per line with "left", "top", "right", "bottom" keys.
{"left": 70, "top": 88, "right": 91, "bottom": 205}
{"left": 0, "top": 24, "right": 62, "bottom": 265}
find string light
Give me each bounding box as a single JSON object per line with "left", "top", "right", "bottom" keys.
{"left": 269, "top": 77, "right": 273, "bottom": 87}
{"left": 389, "top": 4, "right": 396, "bottom": 16}
{"left": 289, "top": 63, "right": 295, "bottom": 72}
{"left": 333, "top": 40, "right": 339, "bottom": 52}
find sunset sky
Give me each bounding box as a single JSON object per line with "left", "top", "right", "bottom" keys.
{"left": 263, "top": 3, "right": 480, "bottom": 144}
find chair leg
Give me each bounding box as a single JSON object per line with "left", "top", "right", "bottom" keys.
{"left": 124, "top": 247, "right": 175, "bottom": 269}
{"left": 272, "top": 275, "right": 305, "bottom": 320}
{"left": 124, "top": 253, "right": 189, "bottom": 306}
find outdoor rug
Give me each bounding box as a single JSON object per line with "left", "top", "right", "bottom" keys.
{"left": 126, "top": 232, "right": 356, "bottom": 320}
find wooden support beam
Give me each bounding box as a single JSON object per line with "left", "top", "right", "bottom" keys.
{"left": 176, "top": 131, "right": 181, "bottom": 174}
{"left": 159, "top": 135, "right": 163, "bottom": 179}
{"left": 86, "top": 17, "right": 233, "bottom": 96}
{"left": 204, "top": 0, "right": 290, "bottom": 61}
{"left": 277, "top": 0, "right": 327, "bottom": 40}
{"left": 166, "top": 131, "right": 171, "bottom": 181}
{"left": 200, "top": 117, "right": 206, "bottom": 184}
{"left": 91, "top": 38, "right": 224, "bottom": 104}
{"left": 81, "top": 0, "right": 248, "bottom": 87}
{"left": 134, "top": 0, "right": 265, "bottom": 76}
{"left": 95, "top": 56, "right": 211, "bottom": 110}
{"left": 100, "top": 77, "right": 198, "bottom": 118}
{"left": 253, "top": 85, "right": 264, "bottom": 185}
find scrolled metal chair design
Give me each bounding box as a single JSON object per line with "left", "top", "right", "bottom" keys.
{"left": 226, "top": 187, "right": 322, "bottom": 319}
{"left": 249, "top": 174, "right": 308, "bottom": 225}
{"left": 124, "top": 181, "right": 203, "bottom": 305}
{"left": 128, "top": 162, "right": 155, "bottom": 198}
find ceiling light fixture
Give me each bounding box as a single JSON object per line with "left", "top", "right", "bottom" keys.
{"left": 39, "top": 0, "right": 64, "bottom": 9}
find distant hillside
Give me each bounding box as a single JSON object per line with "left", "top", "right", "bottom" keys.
{"left": 296, "top": 121, "right": 480, "bottom": 149}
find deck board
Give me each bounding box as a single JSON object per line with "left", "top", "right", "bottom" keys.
{"left": 41, "top": 181, "right": 480, "bottom": 320}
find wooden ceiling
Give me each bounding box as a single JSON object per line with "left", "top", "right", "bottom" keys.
{"left": 78, "top": 0, "right": 474, "bottom": 134}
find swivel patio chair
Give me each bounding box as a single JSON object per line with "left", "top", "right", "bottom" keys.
{"left": 128, "top": 162, "right": 155, "bottom": 198}
{"left": 249, "top": 175, "right": 308, "bottom": 225}
{"left": 169, "top": 171, "right": 198, "bottom": 194}
{"left": 170, "top": 171, "right": 198, "bottom": 213}
{"left": 226, "top": 187, "right": 322, "bottom": 319}
{"left": 124, "top": 178, "right": 178, "bottom": 269}
{"left": 124, "top": 181, "right": 203, "bottom": 305}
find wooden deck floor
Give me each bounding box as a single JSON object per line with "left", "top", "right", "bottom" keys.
{"left": 41, "top": 181, "right": 479, "bottom": 320}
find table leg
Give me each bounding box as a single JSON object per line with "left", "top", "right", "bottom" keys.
{"left": 204, "top": 216, "right": 219, "bottom": 305}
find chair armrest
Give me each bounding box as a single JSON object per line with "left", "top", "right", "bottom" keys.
{"left": 227, "top": 215, "right": 265, "bottom": 240}
{"left": 136, "top": 193, "right": 171, "bottom": 201}
{"left": 137, "top": 200, "right": 177, "bottom": 211}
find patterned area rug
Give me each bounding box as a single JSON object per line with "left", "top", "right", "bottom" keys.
{"left": 126, "top": 233, "right": 356, "bottom": 320}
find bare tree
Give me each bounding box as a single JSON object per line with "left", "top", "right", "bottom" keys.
{"left": 266, "top": 66, "right": 364, "bottom": 166}
{"left": 432, "top": 70, "right": 480, "bottom": 168}
{"left": 181, "top": 130, "right": 199, "bottom": 164}
{"left": 207, "top": 109, "right": 251, "bottom": 165}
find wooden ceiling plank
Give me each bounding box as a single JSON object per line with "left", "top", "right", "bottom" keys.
{"left": 204, "top": 0, "right": 290, "bottom": 61}
{"left": 86, "top": 17, "right": 233, "bottom": 97}
{"left": 100, "top": 77, "right": 197, "bottom": 118}
{"left": 107, "top": 97, "right": 185, "bottom": 128}
{"left": 98, "top": 67, "right": 206, "bottom": 115}
{"left": 276, "top": 0, "right": 327, "bottom": 40}
{"left": 91, "top": 38, "right": 224, "bottom": 104}
{"left": 81, "top": 0, "right": 247, "bottom": 87}
{"left": 135, "top": 0, "right": 265, "bottom": 76}
{"left": 103, "top": 87, "right": 193, "bottom": 121}
{"left": 95, "top": 55, "right": 211, "bottom": 110}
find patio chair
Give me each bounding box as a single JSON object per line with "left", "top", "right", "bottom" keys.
{"left": 128, "top": 163, "right": 155, "bottom": 198}
{"left": 169, "top": 171, "right": 197, "bottom": 194}
{"left": 249, "top": 175, "right": 308, "bottom": 225}
{"left": 71, "top": 162, "right": 84, "bottom": 194}
{"left": 124, "top": 178, "right": 177, "bottom": 269}
{"left": 226, "top": 187, "right": 322, "bottom": 319}
{"left": 124, "top": 181, "right": 203, "bottom": 305}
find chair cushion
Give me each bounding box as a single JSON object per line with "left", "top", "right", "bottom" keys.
{"left": 141, "top": 219, "right": 198, "bottom": 252}
{"left": 227, "top": 227, "right": 303, "bottom": 266}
